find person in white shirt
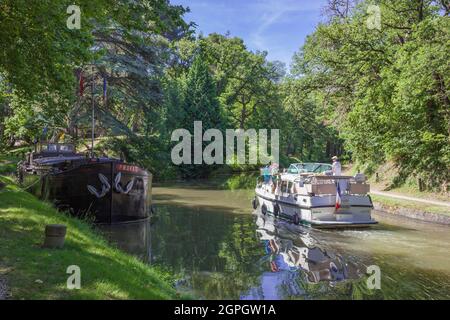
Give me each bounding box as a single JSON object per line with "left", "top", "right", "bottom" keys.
{"left": 332, "top": 156, "right": 347, "bottom": 195}
{"left": 332, "top": 156, "right": 341, "bottom": 176}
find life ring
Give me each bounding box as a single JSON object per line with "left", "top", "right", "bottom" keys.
{"left": 261, "top": 204, "right": 267, "bottom": 215}
{"left": 273, "top": 203, "right": 280, "bottom": 217}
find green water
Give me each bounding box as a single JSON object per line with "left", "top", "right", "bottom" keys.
{"left": 104, "top": 178, "right": 450, "bottom": 299}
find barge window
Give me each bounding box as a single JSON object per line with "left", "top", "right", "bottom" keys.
{"left": 60, "top": 145, "right": 73, "bottom": 152}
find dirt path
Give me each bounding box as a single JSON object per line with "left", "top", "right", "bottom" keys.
{"left": 371, "top": 190, "right": 450, "bottom": 208}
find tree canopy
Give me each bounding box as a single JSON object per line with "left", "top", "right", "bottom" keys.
{"left": 0, "top": 0, "right": 448, "bottom": 190}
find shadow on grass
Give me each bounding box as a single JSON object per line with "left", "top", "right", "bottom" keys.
{"left": 0, "top": 177, "right": 186, "bottom": 300}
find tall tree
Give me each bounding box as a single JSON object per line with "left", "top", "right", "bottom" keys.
{"left": 291, "top": 0, "right": 449, "bottom": 190}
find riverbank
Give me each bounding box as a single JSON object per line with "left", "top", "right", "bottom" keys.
{"left": 0, "top": 174, "right": 184, "bottom": 300}
{"left": 372, "top": 194, "right": 450, "bottom": 225}
{"left": 342, "top": 163, "right": 449, "bottom": 225}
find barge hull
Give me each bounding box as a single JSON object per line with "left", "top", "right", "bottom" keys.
{"left": 21, "top": 162, "right": 151, "bottom": 224}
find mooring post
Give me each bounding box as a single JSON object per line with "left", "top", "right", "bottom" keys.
{"left": 43, "top": 224, "right": 67, "bottom": 249}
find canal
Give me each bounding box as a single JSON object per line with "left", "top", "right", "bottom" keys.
{"left": 101, "top": 177, "right": 450, "bottom": 300}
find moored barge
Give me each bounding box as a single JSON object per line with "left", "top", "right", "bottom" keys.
{"left": 18, "top": 143, "right": 152, "bottom": 224}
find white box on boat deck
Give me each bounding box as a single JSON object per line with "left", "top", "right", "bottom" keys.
{"left": 306, "top": 184, "right": 336, "bottom": 195}
{"left": 349, "top": 183, "right": 370, "bottom": 194}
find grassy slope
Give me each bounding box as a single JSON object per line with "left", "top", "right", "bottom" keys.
{"left": 371, "top": 194, "right": 450, "bottom": 216}
{"left": 343, "top": 163, "right": 449, "bottom": 216}
{"left": 0, "top": 155, "right": 19, "bottom": 175}
{"left": 0, "top": 173, "right": 183, "bottom": 300}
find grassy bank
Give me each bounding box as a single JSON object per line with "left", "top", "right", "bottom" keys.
{"left": 372, "top": 194, "right": 449, "bottom": 217}
{"left": 0, "top": 174, "right": 185, "bottom": 299}
{"left": 0, "top": 155, "right": 19, "bottom": 175}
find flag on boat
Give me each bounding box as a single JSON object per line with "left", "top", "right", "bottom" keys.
{"left": 78, "top": 71, "right": 84, "bottom": 96}
{"left": 102, "top": 76, "right": 107, "bottom": 104}
{"left": 335, "top": 180, "right": 342, "bottom": 211}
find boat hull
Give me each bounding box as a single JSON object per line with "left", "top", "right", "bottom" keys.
{"left": 255, "top": 188, "right": 377, "bottom": 229}
{"left": 21, "top": 161, "right": 151, "bottom": 224}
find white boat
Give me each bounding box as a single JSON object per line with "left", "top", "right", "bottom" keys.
{"left": 253, "top": 163, "right": 378, "bottom": 228}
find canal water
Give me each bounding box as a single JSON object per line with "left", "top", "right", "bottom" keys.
{"left": 101, "top": 178, "right": 450, "bottom": 300}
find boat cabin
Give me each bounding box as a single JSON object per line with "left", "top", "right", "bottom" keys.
{"left": 37, "top": 143, "right": 77, "bottom": 157}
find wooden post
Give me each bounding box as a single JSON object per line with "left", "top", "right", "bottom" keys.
{"left": 418, "top": 178, "right": 424, "bottom": 192}
{"left": 43, "top": 224, "right": 67, "bottom": 249}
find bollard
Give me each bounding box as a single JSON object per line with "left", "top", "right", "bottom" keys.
{"left": 43, "top": 224, "right": 67, "bottom": 249}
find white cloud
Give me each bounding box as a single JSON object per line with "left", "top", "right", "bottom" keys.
{"left": 249, "top": 0, "right": 324, "bottom": 51}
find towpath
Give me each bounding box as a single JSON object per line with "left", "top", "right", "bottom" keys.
{"left": 371, "top": 189, "right": 450, "bottom": 208}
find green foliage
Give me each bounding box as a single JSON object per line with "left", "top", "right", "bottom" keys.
{"left": 2, "top": 0, "right": 446, "bottom": 187}
{"left": 0, "top": 0, "right": 191, "bottom": 176}
{"left": 182, "top": 54, "right": 223, "bottom": 129}
{"left": 280, "top": 79, "right": 343, "bottom": 162}
{"left": 292, "top": 0, "right": 449, "bottom": 191}
{"left": 177, "top": 34, "right": 285, "bottom": 130}
{"left": 171, "top": 53, "right": 225, "bottom": 178}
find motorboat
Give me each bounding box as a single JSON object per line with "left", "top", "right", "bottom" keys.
{"left": 253, "top": 163, "right": 377, "bottom": 228}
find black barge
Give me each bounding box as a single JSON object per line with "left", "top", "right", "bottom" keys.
{"left": 18, "top": 143, "right": 152, "bottom": 224}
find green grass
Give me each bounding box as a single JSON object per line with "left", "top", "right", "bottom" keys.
{"left": 0, "top": 175, "right": 187, "bottom": 300}
{"left": 372, "top": 194, "right": 450, "bottom": 217}
{"left": 0, "top": 154, "right": 19, "bottom": 175}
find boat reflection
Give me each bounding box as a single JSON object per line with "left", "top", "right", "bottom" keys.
{"left": 256, "top": 214, "right": 358, "bottom": 283}
{"left": 241, "top": 213, "right": 360, "bottom": 299}
{"left": 97, "top": 218, "right": 151, "bottom": 263}
{"left": 96, "top": 204, "right": 363, "bottom": 300}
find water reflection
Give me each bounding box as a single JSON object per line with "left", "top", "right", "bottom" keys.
{"left": 255, "top": 214, "right": 359, "bottom": 283}
{"left": 147, "top": 202, "right": 369, "bottom": 299}
{"left": 97, "top": 180, "right": 450, "bottom": 300}
{"left": 97, "top": 219, "right": 151, "bottom": 263}
{"left": 240, "top": 214, "right": 363, "bottom": 299}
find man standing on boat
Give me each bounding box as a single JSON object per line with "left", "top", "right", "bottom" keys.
{"left": 332, "top": 156, "right": 341, "bottom": 176}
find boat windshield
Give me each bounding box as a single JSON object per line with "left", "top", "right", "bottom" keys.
{"left": 288, "top": 163, "right": 332, "bottom": 174}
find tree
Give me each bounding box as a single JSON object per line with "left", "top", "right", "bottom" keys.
{"left": 169, "top": 53, "right": 224, "bottom": 178}
{"left": 173, "top": 34, "right": 285, "bottom": 129}
{"left": 291, "top": 0, "right": 449, "bottom": 190}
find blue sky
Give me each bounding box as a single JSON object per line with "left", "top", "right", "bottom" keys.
{"left": 171, "top": 0, "right": 328, "bottom": 68}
